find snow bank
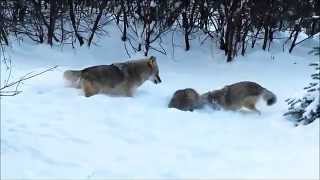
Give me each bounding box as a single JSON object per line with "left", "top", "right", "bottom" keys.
{"left": 1, "top": 28, "right": 319, "bottom": 178}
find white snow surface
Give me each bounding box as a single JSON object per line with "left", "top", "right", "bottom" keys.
{"left": 1, "top": 28, "right": 319, "bottom": 179}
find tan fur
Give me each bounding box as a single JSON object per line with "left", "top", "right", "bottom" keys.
{"left": 168, "top": 88, "right": 202, "bottom": 111}
{"left": 63, "top": 70, "right": 81, "bottom": 88}
{"left": 82, "top": 79, "right": 98, "bottom": 97}
{"left": 63, "top": 56, "right": 161, "bottom": 97}
{"left": 204, "top": 81, "right": 277, "bottom": 114}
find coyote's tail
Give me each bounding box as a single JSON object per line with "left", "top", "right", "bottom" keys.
{"left": 262, "top": 88, "right": 277, "bottom": 106}
{"left": 63, "top": 70, "right": 81, "bottom": 88}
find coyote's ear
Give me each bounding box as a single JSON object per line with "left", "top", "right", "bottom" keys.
{"left": 150, "top": 56, "right": 156, "bottom": 63}
{"left": 148, "top": 56, "right": 156, "bottom": 68}
{"left": 150, "top": 56, "right": 156, "bottom": 61}
{"left": 147, "top": 59, "right": 154, "bottom": 69}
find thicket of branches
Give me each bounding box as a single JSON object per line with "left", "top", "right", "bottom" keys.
{"left": 1, "top": 0, "right": 319, "bottom": 61}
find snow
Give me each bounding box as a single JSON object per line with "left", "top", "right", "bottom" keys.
{"left": 150, "top": 1, "right": 156, "bottom": 8}
{"left": 303, "top": 84, "right": 320, "bottom": 119}
{"left": 1, "top": 26, "right": 319, "bottom": 179}
{"left": 304, "top": 91, "right": 319, "bottom": 118}
{"left": 174, "top": 2, "right": 182, "bottom": 8}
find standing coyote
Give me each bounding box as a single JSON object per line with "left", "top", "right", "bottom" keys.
{"left": 203, "top": 81, "right": 277, "bottom": 114}
{"left": 63, "top": 56, "right": 161, "bottom": 97}
{"left": 168, "top": 88, "right": 203, "bottom": 111}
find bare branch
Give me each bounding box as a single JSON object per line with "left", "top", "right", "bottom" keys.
{"left": 0, "top": 65, "right": 58, "bottom": 96}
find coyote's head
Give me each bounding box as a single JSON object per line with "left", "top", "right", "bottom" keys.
{"left": 147, "top": 56, "right": 162, "bottom": 84}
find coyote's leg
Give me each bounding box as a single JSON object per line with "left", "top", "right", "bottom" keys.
{"left": 245, "top": 103, "right": 261, "bottom": 115}
{"left": 125, "top": 86, "right": 135, "bottom": 97}
{"left": 126, "top": 90, "right": 134, "bottom": 97}
{"left": 82, "top": 80, "right": 98, "bottom": 97}
{"left": 243, "top": 96, "right": 261, "bottom": 115}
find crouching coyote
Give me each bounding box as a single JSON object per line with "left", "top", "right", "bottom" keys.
{"left": 202, "top": 81, "right": 277, "bottom": 114}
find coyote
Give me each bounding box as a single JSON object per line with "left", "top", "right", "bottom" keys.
{"left": 203, "top": 81, "right": 277, "bottom": 114}
{"left": 63, "top": 56, "right": 161, "bottom": 97}
{"left": 168, "top": 88, "right": 203, "bottom": 111}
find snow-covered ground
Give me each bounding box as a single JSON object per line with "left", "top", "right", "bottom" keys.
{"left": 1, "top": 28, "right": 319, "bottom": 178}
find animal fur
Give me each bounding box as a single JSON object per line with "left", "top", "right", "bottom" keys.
{"left": 168, "top": 88, "right": 203, "bottom": 111}
{"left": 204, "top": 81, "right": 277, "bottom": 114}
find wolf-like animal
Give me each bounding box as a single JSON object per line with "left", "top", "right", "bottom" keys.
{"left": 63, "top": 56, "right": 161, "bottom": 97}
{"left": 204, "top": 81, "right": 276, "bottom": 114}
{"left": 168, "top": 88, "right": 203, "bottom": 111}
